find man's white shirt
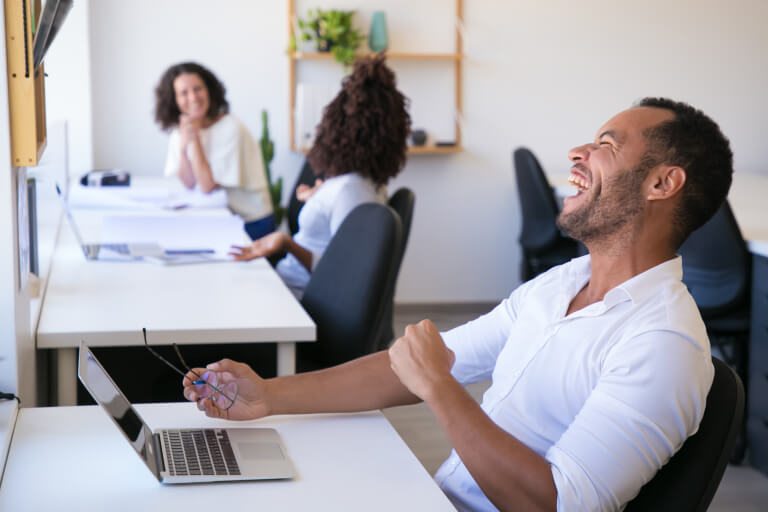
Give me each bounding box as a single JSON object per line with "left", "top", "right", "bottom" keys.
{"left": 435, "top": 255, "right": 713, "bottom": 512}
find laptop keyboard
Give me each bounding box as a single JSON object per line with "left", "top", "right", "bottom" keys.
{"left": 163, "top": 429, "right": 241, "bottom": 476}
{"left": 101, "top": 243, "right": 131, "bottom": 255}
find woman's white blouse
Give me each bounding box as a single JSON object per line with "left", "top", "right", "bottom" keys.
{"left": 163, "top": 114, "right": 272, "bottom": 221}
{"left": 276, "top": 173, "right": 386, "bottom": 295}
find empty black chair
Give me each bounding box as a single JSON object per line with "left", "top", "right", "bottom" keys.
{"left": 679, "top": 200, "right": 751, "bottom": 462}
{"left": 513, "top": 147, "right": 581, "bottom": 282}
{"left": 624, "top": 357, "right": 745, "bottom": 512}
{"left": 298, "top": 203, "right": 402, "bottom": 370}
{"left": 286, "top": 160, "right": 321, "bottom": 236}
{"left": 374, "top": 188, "right": 415, "bottom": 350}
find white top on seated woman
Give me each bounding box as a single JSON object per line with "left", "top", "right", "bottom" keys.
{"left": 154, "top": 62, "right": 274, "bottom": 240}
{"left": 230, "top": 55, "right": 411, "bottom": 297}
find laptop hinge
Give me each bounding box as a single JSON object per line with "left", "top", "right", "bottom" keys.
{"left": 152, "top": 432, "right": 166, "bottom": 476}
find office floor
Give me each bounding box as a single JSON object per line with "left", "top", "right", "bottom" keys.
{"left": 383, "top": 305, "right": 768, "bottom": 511}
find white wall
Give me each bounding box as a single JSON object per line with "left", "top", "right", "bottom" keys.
{"left": 43, "top": 0, "right": 92, "bottom": 178}
{"left": 45, "top": 0, "right": 768, "bottom": 303}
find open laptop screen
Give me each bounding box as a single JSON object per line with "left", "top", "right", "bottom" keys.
{"left": 78, "top": 343, "right": 162, "bottom": 480}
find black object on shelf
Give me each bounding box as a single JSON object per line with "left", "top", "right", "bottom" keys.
{"left": 80, "top": 169, "right": 131, "bottom": 187}
{"left": 410, "top": 129, "right": 427, "bottom": 146}
{"left": 435, "top": 141, "right": 456, "bottom": 147}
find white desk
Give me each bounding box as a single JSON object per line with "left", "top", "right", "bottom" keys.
{"left": 38, "top": 185, "right": 315, "bottom": 406}
{"left": 0, "top": 403, "right": 455, "bottom": 511}
{"left": 0, "top": 400, "right": 19, "bottom": 484}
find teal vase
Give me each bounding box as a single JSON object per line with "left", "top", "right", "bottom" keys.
{"left": 368, "top": 11, "right": 388, "bottom": 53}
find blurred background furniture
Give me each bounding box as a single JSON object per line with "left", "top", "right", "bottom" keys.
{"left": 375, "top": 188, "right": 415, "bottom": 350}
{"left": 748, "top": 247, "right": 768, "bottom": 474}
{"left": 513, "top": 147, "right": 581, "bottom": 282}
{"left": 679, "top": 200, "right": 751, "bottom": 463}
{"left": 298, "top": 203, "right": 402, "bottom": 370}
{"left": 624, "top": 357, "right": 744, "bottom": 512}
{"left": 286, "top": 160, "right": 319, "bottom": 236}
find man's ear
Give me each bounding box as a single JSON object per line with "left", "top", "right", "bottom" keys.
{"left": 647, "top": 165, "right": 686, "bottom": 201}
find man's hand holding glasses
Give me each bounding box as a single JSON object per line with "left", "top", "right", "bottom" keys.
{"left": 143, "top": 328, "right": 241, "bottom": 415}
{"left": 182, "top": 359, "right": 271, "bottom": 421}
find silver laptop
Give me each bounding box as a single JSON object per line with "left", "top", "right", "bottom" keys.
{"left": 78, "top": 341, "right": 297, "bottom": 484}
{"left": 56, "top": 184, "right": 220, "bottom": 263}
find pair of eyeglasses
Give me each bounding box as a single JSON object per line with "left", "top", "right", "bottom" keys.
{"left": 142, "top": 328, "right": 238, "bottom": 410}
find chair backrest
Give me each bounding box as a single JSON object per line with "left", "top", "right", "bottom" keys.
{"left": 300, "top": 203, "right": 402, "bottom": 368}
{"left": 624, "top": 357, "right": 745, "bottom": 512}
{"left": 371, "top": 188, "right": 415, "bottom": 351}
{"left": 387, "top": 188, "right": 415, "bottom": 284}
{"left": 287, "top": 160, "right": 319, "bottom": 236}
{"left": 513, "top": 147, "right": 562, "bottom": 252}
{"left": 679, "top": 200, "right": 751, "bottom": 316}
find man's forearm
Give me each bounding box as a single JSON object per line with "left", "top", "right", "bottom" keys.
{"left": 427, "top": 379, "right": 557, "bottom": 512}
{"left": 265, "top": 351, "right": 421, "bottom": 415}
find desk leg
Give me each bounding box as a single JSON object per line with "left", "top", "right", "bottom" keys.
{"left": 57, "top": 348, "right": 78, "bottom": 406}
{"left": 277, "top": 342, "right": 296, "bottom": 376}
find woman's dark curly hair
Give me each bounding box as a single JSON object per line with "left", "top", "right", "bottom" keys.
{"left": 307, "top": 55, "right": 411, "bottom": 187}
{"left": 154, "top": 62, "right": 229, "bottom": 131}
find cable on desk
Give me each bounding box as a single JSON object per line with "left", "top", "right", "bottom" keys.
{"left": 0, "top": 392, "right": 21, "bottom": 406}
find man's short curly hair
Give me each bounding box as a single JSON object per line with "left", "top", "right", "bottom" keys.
{"left": 154, "top": 62, "right": 229, "bottom": 131}
{"left": 307, "top": 55, "right": 411, "bottom": 187}
{"left": 635, "top": 97, "right": 734, "bottom": 248}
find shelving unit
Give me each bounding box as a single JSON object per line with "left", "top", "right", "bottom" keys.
{"left": 4, "top": 0, "right": 47, "bottom": 166}
{"left": 287, "top": 0, "right": 463, "bottom": 155}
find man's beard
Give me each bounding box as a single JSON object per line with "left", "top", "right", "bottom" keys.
{"left": 556, "top": 162, "right": 650, "bottom": 245}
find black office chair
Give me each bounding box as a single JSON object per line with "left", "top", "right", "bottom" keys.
{"left": 513, "top": 147, "right": 581, "bottom": 282}
{"left": 297, "top": 203, "right": 402, "bottom": 370}
{"left": 286, "top": 160, "right": 321, "bottom": 236}
{"left": 374, "top": 188, "right": 415, "bottom": 350}
{"left": 679, "top": 200, "right": 751, "bottom": 462}
{"left": 624, "top": 357, "right": 745, "bottom": 512}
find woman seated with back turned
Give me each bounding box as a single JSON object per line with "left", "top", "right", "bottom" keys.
{"left": 155, "top": 62, "right": 275, "bottom": 240}
{"left": 230, "top": 55, "right": 411, "bottom": 297}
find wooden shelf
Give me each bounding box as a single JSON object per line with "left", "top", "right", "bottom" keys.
{"left": 407, "top": 145, "right": 462, "bottom": 154}
{"left": 293, "top": 144, "right": 463, "bottom": 155}
{"left": 5, "top": 0, "right": 47, "bottom": 167}
{"left": 288, "top": 0, "right": 463, "bottom": 156}
{"left": 291, "top": 52, "right": 462, "bottom": 61}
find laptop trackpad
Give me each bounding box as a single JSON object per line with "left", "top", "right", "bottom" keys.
{"left": 129, "top": 243, "right": 165, "bottom": 257}
{"left": 238, "top": 442, "right": 284, "bottom": 460}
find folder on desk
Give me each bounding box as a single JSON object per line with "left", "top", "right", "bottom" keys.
{"left": 101, "top": 214, "right": 244, "bottom": 264}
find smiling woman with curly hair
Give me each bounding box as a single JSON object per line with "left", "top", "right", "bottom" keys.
{"left": 155, "top": 62, "right": 275, "bottom": 240}
{"left": 231, "top": 55, "right": 411, "bottom": 296}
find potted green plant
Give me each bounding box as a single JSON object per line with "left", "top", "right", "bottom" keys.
{"left": 297, "top": 9, "right": 365, "bottom": 68}
{"left": 259, "top": 110, "right": 285, "bottom": 226}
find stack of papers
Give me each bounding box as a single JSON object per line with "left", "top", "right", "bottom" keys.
{"left": 68, "top": 183, "right": 228, "bottom": 210}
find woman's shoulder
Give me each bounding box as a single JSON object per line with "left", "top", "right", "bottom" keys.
{"left": 318, "top": 173, "right": 382, "bottom": 203}
{"left": 209, "top": 113, "right": 240, "bottom": 132}
{"left": 208, "top": 114, "right": 256, "bottom": 142}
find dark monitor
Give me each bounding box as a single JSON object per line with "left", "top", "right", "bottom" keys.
{"left": 33, "top": 0, "right": 73, "bottom": 70}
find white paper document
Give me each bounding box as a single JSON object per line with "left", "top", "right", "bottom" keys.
{"left": 100, "top": 214, "right": 247, "bottom": 258}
